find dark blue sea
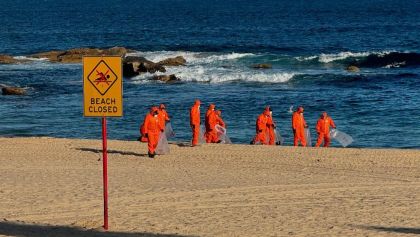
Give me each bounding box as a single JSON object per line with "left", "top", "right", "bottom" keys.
{"left": 0, "top": 0, "right": 419, "bottom": 148}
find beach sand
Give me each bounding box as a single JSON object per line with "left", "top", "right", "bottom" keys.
{"left": 0, "top": 137, "right": 419, "bottom": 236}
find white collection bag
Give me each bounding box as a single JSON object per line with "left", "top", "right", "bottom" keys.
{"left": 330, "top": 129, "right": 353, "bottom": 147}
{"left": 304, "top": 128, "right": 312, "bottom": 147}
{"left": 215, "top": 124, "right": 232, "bottom": 144}
{"left": 156, "top": 132, "right": 170, "bottom": 155}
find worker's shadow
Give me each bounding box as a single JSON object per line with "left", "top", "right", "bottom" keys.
{"left": 171, "top": 142, "right": 191, "bottom": 147}
{"left": 76, "top": 148, "right": 148, "bottom": 157}
{"left": 350, "top": 225, "right": 420, "bottom": 235}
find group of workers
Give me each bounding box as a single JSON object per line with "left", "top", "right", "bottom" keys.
{"left": 140, "top": 100, "right": 337, "bottom": 158}
{"left": 190, "top": 99, "right": 226, "bottom": 146}
{"left": 252, "top": 105, "right": 336, "bottom": 147}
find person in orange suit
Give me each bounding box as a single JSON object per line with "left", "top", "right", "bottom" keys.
{"left": 190, "top": 99, "right": 201, "bottom": 146}
{"left": 265, "top": 106, "right": 276, "bottom": 145}
{"left": 292, "top": 106, "right": 308, "bottom": 147}
{"left": 215, "top": 110, "right": 225, "bottom": 128}
{"left": 205, "top": 104, "right": 219, "bottom": 143}
{"left": 214, "top": 110, "right": 226, "bottom": 142}
{"left": 158, "top": 104, "right": 170, "bottom": 130}
{"left": 251, "top": 109, "right": 270, "bottom": 145}
{"left": 206, "top": 104, "right": 215, "bottom": 118}
{"left": 315, "top": 112, "right": 336, "bottom": 147}
{"left": 143, "top": 106, "right": 164, "bottom": 158}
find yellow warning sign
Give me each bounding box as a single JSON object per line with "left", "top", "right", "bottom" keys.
{"left": 83, "top": 56, "right": 123, "bottom": 117}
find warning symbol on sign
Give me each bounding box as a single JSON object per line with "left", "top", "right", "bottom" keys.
{"left": 87, "top": 60, "right": 119, "bottom": 96}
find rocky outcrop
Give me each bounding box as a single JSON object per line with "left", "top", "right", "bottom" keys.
{"left": 123, "top": 56, "right": 166, "bottom": 77}
{"left": 30, "top": 47, "right": 129, "bottom": 63}
{"left": 346, "top": 65, "right": 360, "bottom": 72}
{"left": 157, "top": 56, "right": 186, "bottom": 66}
{"left": 0, "top": 55, "right": 26, "bottom": 64}
{"left": 2, "top": 87, "right": 26, "bottom": 95}
{"left": 152, "top": 74, "right": 180, "bottom": 83}
{"left": 251, "top": 63, "right": 272, "bottom": 69}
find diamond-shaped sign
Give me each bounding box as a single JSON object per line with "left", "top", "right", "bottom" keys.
{"left": 87, "top": 60, "right": 118, "bottom": 96}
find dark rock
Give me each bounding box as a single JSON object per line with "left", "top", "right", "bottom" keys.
{"left": 123, "top": 63, "right": 138, "bottom": 77}
{"left": 346, "top": 65, "right": 360, "bottom": 72}
{"left": 152, "top": 74, "right": 180, "bottom": 83}
{"left": 251, "top": 63, "right": 272, "bottom": 69}
{"left": 138, "top": 62, "right": 166, "bottom": 74}
{"left": 2, "top": 87, "right": 26, "bottom": 95}
{"left": 123, "top": 56, "right": 166, "bottom": 77}
{"left": 157, "top": 56, "right": 186, "bottom": 66}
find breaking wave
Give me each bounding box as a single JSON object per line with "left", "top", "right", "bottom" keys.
{"left": 126, "top": 50, "right": 255, "bottom": 65}
{"left": 131, "top": 66, "right": 295, "bottom": 83}
{"left": 128, "top": 50, "right": 296, "bottom": 83}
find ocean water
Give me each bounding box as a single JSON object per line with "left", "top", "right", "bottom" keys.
{"left": 0, "top": 0, "right": 419, "bottom": 148}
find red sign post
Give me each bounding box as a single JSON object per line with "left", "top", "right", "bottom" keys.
{"left": 83, "top": 56, "right": 123, "bottom": 230}
{"left": 102, "top": 117, "right": 109, "bottom": 230}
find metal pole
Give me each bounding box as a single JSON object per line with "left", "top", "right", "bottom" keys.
{"left": 102, "top": 117, "right": 109, "bottom": 230}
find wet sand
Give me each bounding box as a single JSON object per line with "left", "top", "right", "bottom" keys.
{"left": 0, "top": 137, "right": 419, "bottom": 236}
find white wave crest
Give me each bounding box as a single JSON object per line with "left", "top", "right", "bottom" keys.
{"left": 126, "top": 50, "right": 293, "bottom": 84}
{"left": 296, "top": 51, "right": 391, "bottom": 63}
{"left": 318, "top": 52, "right": 372, "bottom": 63}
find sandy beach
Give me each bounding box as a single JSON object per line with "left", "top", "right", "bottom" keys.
{"left": 0, "top": 137, "right": 419, "bottom": 236}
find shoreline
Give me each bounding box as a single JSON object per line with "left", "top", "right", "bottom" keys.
{"left": 1, "top": 135, "right": 418, "bottom": 150}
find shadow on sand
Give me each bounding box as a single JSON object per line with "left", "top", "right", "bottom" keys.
{"left": 76, "top": 148, "right": 148, "bottom": 157}
{"left": 0, "top": 221, "right": 192, "bottom": 237}
{"left": 354, "top": 225, "right": 420, "bottom": 235}
{"left": 171, "top": 142, "right": 191, "bottom": 147}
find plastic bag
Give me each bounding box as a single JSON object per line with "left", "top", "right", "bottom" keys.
{"left": 156, "top": 132, "right": 170, "bottom": 155}
{"left": 199, "top": 125, "right": 206, "bottom": 144}
{"left": 305, "top": 128, "right": 312, "bottom": 147}
{"left": 215, "top": 124, "right": 232, "bottom": 144}
{"left": 330, "top": 129, "right": 353, "bottom": 147}
{"left": 164, "top": 122, "right": 175, "bottom": 138}
{"left": 274, "top": 129, "right": 284, "bottom": 145}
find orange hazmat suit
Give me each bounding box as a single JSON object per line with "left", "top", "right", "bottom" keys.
{"left": 252, "top": 110, "right": 270, "bottom": 145}
{"left": 292, "top": 107, "right": 307, "bottom": 147}
{"left": 215, "top": 110, "right": 225, "bottom": 128}
{"left": 205, "top": 104, "right": 219, "bottom": 143}
{"left": 265, "top": 107, "right": 275, "bottom": 145}
{"left": 158, "top": 104, "right": 170, "bottom": 130}
{"left": 315, "top": 113, "right": 336, "bottom": 147}
{"left": 190, "top": 100, "right": 201, "bottom": 146}
{"left": 144, "top": 107, "right": 164, "bottom": 156}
